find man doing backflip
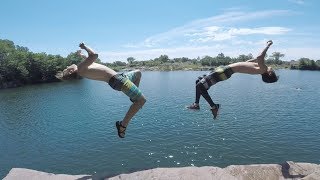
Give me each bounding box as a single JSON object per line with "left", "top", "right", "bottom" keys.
{"left": 187, "top": 40, "right": 278, "bottom": 119}
{"left": 56, "top": 43, "right": 146, "bottom": 138}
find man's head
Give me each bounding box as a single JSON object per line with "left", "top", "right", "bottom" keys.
{"left": 55, "top": 64, "right": 79, "bottom": 80}
{"left": 261, "top": 67, "right": 278, "bottom": 83}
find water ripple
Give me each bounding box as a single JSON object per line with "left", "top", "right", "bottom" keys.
{"left": 0, "top": 70, "right": 320, "bottom": 178}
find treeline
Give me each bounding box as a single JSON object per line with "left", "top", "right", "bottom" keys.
{"left": 0, "top": 39, "right": 84, "bottom": 88}
{"left": 290, "top": 58, "right": 320, "bottom": 70}
{"left": 107, "top": 54, "right": 256, "bottom": 71}
{"left": 1, "top": 39, "right": 319, "bottom": 88}
{"left": 106, "top": 52, "right": 320, "bottom": 71}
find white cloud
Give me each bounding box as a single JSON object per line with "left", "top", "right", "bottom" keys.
{"left": 229, "top": 27, "right": 291, "bottom": 35}
{"left": 101, "top": 45, "right": 224, "bottom": 62}
{"left": 100, "top": 43, "right": 265, "bottom": 62}
{"left": 221, "top": 6, "right": 248, "bottom": 12}
{"left": 98, "top": 9, "right": 319, "bottom": 62}
{"left": 188, "top": 26, "right": 291, "bottom": 42}
{"left": 123, "top": 10, "right": 292, "bottom": 48}
{"left": 288, "top": 0, "right": 305, "bottom": 5}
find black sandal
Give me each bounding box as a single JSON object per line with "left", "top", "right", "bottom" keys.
{"left": 116, "top": 121, "right": 126, "bottom": 138}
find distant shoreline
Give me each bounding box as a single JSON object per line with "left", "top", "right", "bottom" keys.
{"left": 1, "top": 39, "right": 319, "bottom": 90}
{"left": 1, "top": 67, "right": 319, "bottom": 90}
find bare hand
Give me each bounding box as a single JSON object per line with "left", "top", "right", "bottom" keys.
{"left": 79, "top": 42, "right": 86, "bottom": 49}
{"left": 267, "top": 40, "right": 273, "bottom": 47}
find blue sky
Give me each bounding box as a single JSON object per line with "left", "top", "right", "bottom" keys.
{"left": 1, "top": 0, "right": 319, "bottom": 62}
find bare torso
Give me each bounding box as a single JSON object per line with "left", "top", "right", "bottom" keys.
{"left": 229, "top": 62, "right": 266, "bottom": 75}
{"left": 77, "top": 62, "right": 117, "bottom": 82}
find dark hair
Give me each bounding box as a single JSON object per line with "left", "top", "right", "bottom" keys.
{"left": 261, "top": 71, "right": 278, "bottom": 83}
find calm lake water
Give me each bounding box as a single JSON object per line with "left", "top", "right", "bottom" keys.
{"left": 0, "top": 70, "right": 320, "bottom": 179}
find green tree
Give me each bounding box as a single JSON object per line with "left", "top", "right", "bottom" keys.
{"left": 113, "top": 61, "right": 127, "bottom": 66}
{"left": 200, "top": 56, "right": 213, "bottom": 66}
{"left": 298, "top": 58, "right": 308, "bottom": 70}
{"left": 269, "top": 52, "right": 285, "bottom": 65}
{"left": 310, "top": 60, "right": 317, "bottom": 70}
{"left": 0, "top": 39, "right": 86, "bottom": 87}
{"left": 127, "top": 57, "right": 135, "bottom": 65}
{"left": 156, "top": 55, "right": 169, "bottom": 63}
{"left": 237, "top": 54, "right": 253, "bottom": 62}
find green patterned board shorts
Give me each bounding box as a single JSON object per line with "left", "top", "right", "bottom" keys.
{"left": 199, "top": 65, "right": 234, "bottom": 89}
{"left": 109, "top": 71, "right": 142, "bottom": 102}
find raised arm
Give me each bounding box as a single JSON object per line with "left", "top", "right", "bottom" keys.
{"left": 246, "top": 40, "right": 273, "bottom": 64}
{"left": 79, "top": 42, "right": 96, "bottom": 56}
{"left": 77, "top": 43, "right": 98, "bottom": 71}
{"left": 256, "top": 40, "right": 273, "bottom": 68}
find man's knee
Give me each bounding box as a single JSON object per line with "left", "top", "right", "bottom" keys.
{"left": 135, "top": 70, "right": 142, "bottom": 80}
{"left": 196, "top": 81, "right": 203, "bottom": 89}
{"left": 196, "top": 82, "right": 208, "bottom": 93}
{"left": 135, "top": 95, "right": 146, "bottom": 106}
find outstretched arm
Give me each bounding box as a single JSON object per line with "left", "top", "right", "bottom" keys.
{"left": 77, "top": 43, "right": 98, "bottom": 71}
{"left": 257, "top": 40, "right": 273, "bottom": 68}
{"left": 79, "top": 42, "right": 96, "bottom": 56}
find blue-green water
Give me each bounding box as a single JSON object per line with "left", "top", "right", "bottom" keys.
{"left": 1, "top": 70, "right": 319, "bottom": 178}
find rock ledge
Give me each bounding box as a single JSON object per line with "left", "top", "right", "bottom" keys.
{"left": 4, "top": 161, "right": 320, "bottom": 180}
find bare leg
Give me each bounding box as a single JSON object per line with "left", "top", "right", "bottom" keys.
{"left": 117, "top": 70, "right": 145, "bottom": 137}
{"left": 120, "top": 95, "right": 146, "bottom": 128}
